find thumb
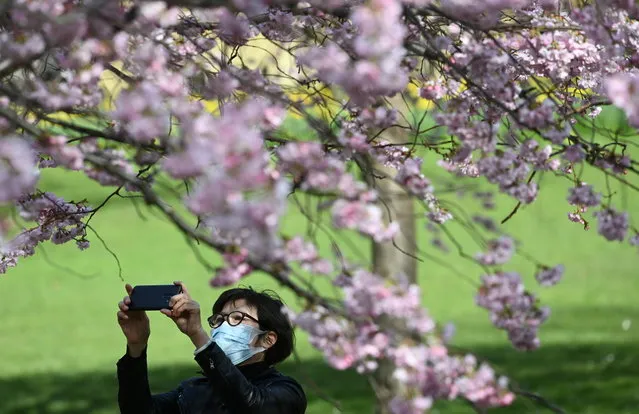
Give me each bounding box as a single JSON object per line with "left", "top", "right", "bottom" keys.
{"left": 160, "top": 309, "right": 172, "bottom": 317}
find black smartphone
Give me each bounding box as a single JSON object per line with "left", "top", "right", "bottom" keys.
{"left": 128, "top": 285, "right": 183, "bottom": 311}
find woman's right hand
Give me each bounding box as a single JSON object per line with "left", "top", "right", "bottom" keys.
{"left": 117, "top": 284, "right": 150, "bottom": 357}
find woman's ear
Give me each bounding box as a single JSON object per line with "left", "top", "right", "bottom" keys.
{"left": 261, "top": 331, "right": 278, "bottom": 350}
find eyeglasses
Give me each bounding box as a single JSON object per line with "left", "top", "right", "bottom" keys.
{"left": 208, "top": 311, "right": 260, "bottom": 329}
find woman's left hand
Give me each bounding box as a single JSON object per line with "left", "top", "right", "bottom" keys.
{"left": 162, "top": 281, "right": 208, "bottom": 347}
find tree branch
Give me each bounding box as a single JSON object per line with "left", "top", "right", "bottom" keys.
{"left": 83, "top": 152, "right": 346, "bottom": 316}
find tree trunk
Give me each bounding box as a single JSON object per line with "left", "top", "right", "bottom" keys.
{"left": 368, "top": 125, "right": 418, "bottom": 413}
{"left": 371, "top": 158, "right": 417, "bottom": 283}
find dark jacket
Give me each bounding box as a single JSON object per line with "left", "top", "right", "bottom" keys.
{"left": 117, "top": 341, "right": 307, "bottom": 414}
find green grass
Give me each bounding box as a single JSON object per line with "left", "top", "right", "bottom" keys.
{"left": 1, "top": 130, "right": 639, "bottom": 413}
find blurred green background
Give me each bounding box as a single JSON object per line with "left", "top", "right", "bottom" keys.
{"left": 1, "top": 108, "right": 639, "bottom": 414}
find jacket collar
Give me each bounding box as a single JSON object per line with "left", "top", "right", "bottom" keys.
{"left": 238, "top": 361, "right": 272, "bottom": 379}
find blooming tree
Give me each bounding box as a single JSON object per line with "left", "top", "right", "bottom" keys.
{"left": 1, "top": 0, "right": 638, "bottom": 412}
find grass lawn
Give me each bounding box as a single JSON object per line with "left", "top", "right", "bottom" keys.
{"left": 1, "top": 132, "right": 638, "bottom": 413}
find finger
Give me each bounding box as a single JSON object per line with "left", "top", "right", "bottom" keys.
{"left": 118, "top": 301, "right": 129, "bottom": 312}
{"left": 171, "top": 301, "right": 189, "bottom": 316}
{"left": 124, "top": 296, "right": 131, "bottom": 305}
{"left": 168, "top": 293, "right": 186, "bottom": 307}
{"left": 171, "top": 301, "right": 187, "bottom": 315}
{"left": 170, "top": 297, "right": 187, "bottom": 308}
{"left": 125, "top": 284, "right": 133, "bottom": 295}
{"left": 174, "top": 280, "right": 189, "bottom": 296}
{"left": 117, "top": 311, "right": 129, "bottom": 321}
{"left": 172, "top": 297, "right": 191, "bottom": 312}
{"left": 160, "top": 309, "right": 172, "bottom": 317}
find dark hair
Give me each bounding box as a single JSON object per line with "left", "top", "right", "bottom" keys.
{"left": 212, "top": 286, "right": 294, "bottom": 366}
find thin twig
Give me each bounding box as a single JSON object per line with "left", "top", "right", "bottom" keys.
{"left": 513, "top": 388, "right": 567, "bottom": 414}
{"left": 86, "top": 224, "right": 124, "bottom": 282}
{"left": 38, "top": 244, "right": 100, "bottom": 280}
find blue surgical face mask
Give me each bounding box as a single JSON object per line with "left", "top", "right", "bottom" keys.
{"left": 211, "top": 322, "right": 266, "bottom": 366}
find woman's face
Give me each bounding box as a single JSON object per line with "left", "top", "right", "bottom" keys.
{"left": 216, "top": 299, "right": 277, "bottom": 354}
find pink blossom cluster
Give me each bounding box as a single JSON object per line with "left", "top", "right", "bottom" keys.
{"left": 389, "top": 345, "right": 515, "bottom": 412}
{"left": 567, "top": 183, "right": 601, "bottom": 208}
{"left": 278, "top": 141, "right": 364, "bottom": 196}
{"left": 475, "top": 236, "right": 515, "bottom": 266}
{"left": 609, "top": 0, "right": 639, "bottom": 18}
{"left": 111, "top": 81, "right": 171, "bottom": 143}
{"left": 37, "top": 136, "right": 136, "bottom": 191}
{"left": 535, "top": 264, "right": 565, "bottom": 287}
{"left": 0, "top": 30, "right": 46, "bottom": 63}
{"left": 425, "top": 203, "right": 454, "bottom": 225}
{"left": 444, "top": 34, "right": 521, "bottom": 119}
{"left": 518, "top": 140, "right": 560, "bottom": 171}
{"left": 30, "top": 31, "right": 112, "bottom": 109}
{"left": 287, "top": 268, "right": 514, "bottom": 411}
{"left": 595, "top": 208, "right": 629, "bottom": 242}
{"left": 284, "top": 269, "right": 435, "bottom": 376}
{"left": 26, "top": 65, "right": 105, "bottom": 111}
{"left": 38, "top": 136, "right": 84, "bottom": 171}
{"left": 256, "top": 10, "right": 299, "bottom": 43}
{"left": 137, "top": 2, "right": 181, "bottom": 28}
{"left": 373, "top": 140, "right": 412, "bottom": 170}
{"left": 1, "top": 3, "right": 115, "bottom": 111}
{"left": 216, "top": 8, "right": 254, "bottom": 46}
{"left": 571, "top": 6, "right": 639, "bottom": 69}
{"left": 395, "top": 158, "right": 433, "bottom": 200}
{"left": 563, "top": 145, "right": 586, "bottom": 163}
{"left": 278, "top": 142, "right": 398, "bottom": 242}
{"left": 163, "top": 98, "right": 290, "bottom": 260}
{"left": 1, "top": 192, "right": 90, "bottom": 274}
{"left": 437, "top": 156, "right": 480, "bottom": 178}
{"left": 476, "top": 272, "right": 550, "bottom": 350}
{"left": 440, "top": 22, "right": 597, "bottom": 154}
{"left": 200, "top": 176, "right": 290, "bottom": 262}
{"left": 435, "top": 98, "right": 498, "bottom": 153}
{"left": 508, "top": 21, "right": 604, "bottom": 88}
{"left": 440, "top": 0, "right": 557, "bottom": 27}
{"left": 0, "top": 137, "right": 39, "bottom": 203}
{"left": 429, "top": 7, "right": 631, "bottom": 221}
{"left": 567, "top": 206, "right": 589, "bottom": 229}
{"left": 342, "top": 269, "right": 435, "bottom": 334}
{"left": 278, "top": 142, "right": 452, "bottom": 236}
{"left": 177, "top": 90, "right": 293, "bottom": 240}
{"left": 594, "top": 153, "right": 631, "bottom": 175}
{"left": 477, "top": 150, "right": 539, "bottom": 204}
{"left": 394, "top": 157, "right": 452, "bottom": 224}
{"left": 419, "top": 80, "right": 447, "bottom": 100}
{"left": 301, "top": 0, "right": 408, "bottom": 106}
{"left": 210, "top": 248, "right": 252, "bottom": 287}
{"left": 320, "top": 120, "right": 451, "bottom": 229}
{"left": 331, "top": 197, "right": 399, "bottom": 242}
{"left": 199, "top": 70, "right": 240, "bottom": 100}
{"left": 337, "top": 120, "right": 372, "bottom": 155}
{"left": 274, "top": 236, "right": 333, "bottom": 275}
{"left": 358, "top": 107, "right": 398, "bottom": 130}
{"left": 283, "top": 311, "right": 374, "bottom": 369}
{"left": 605, "top": 73, "right": 639, "bottom": 127}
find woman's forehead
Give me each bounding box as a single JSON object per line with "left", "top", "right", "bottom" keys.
{"left": 219, "top": 298, "right": 254, "bottom": 313}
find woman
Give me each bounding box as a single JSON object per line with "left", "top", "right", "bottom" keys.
{"left": 116, "top": 281, "right": 307, "bottom": 414}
